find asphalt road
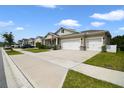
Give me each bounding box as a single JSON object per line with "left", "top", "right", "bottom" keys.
{"left": 0, "top": 48, "right": 7, "bottom": 88}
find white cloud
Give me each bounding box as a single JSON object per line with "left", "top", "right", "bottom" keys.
{"left": 56, "top": 19, "right": 81, "bottom": 27}
{"left": 90, "top": 21, "right": 105, "bottom": 27}
{"left": 0, "top": 20, "right": 14, "bottom": 27}
{"left": 119, "top": 27, "right": 124, "bottom": 30}
{"left": 90, "top": 10, "right": 124, "bottom": 21}
{"left": 38, "top": 5, "right": 56, "bottom": 9}
{"left": 15, "top": 27, "right": 24, "bottom": 31}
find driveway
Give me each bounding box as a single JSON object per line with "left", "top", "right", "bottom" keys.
{"left": 10, "top": 54, "right": 68, "bottom": 88}
{"left": 16, "top": 49, "right": 99, "bottom": 68}
{"left": 10, "top": 49, "right": 99, "bottom": 87}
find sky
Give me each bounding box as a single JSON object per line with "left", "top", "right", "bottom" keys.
{"left": 0, "top": 5, "right": 124, "bottom": 42}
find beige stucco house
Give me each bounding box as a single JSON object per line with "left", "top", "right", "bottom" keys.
{"left": 44, "top": 27, "right": 111, "bottom": 51}
{"left": 18, "top": 27, "right": 111, "bottom": 51}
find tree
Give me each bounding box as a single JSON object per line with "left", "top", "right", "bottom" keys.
{"left": 2, "top": 32, "right": 14, "bottom": 51}
{"left": 110, "top": 35, "right": 124, "bottom": 51}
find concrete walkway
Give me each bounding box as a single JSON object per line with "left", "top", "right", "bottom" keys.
{"left": 72, "top": 63, "right": 124, "bottom": 87}
{"left": 0, "top": 48, "right": 7, "bottom": 88}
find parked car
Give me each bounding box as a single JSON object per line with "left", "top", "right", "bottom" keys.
{"left": 4, "top": 45, "right": 12, "bottom": 50}
{"left": 21, "top": 44, "right": 34, "bottom": 49}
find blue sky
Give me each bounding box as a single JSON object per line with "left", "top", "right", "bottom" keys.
{"left": 0, "top": 5, "right": 124, "bottom": 42}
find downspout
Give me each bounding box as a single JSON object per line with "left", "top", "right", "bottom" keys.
{"left": 84, "top": 33, "right": 86, "bottom": 51}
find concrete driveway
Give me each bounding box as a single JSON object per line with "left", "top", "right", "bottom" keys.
{"left": 30, "top": 50, "right": 99, "bottom": 68}
{"left": 10, "top": 49, "right": 99, "bottom": 87}
{"left": 10, "top": 54, "right": 68, "bottom": 88}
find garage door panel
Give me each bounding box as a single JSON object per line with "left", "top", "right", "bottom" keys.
{"left": 61, "top": 38, "right": 81, "bottom": 50}
{"left": 86, "top": 38, "right": 103, "bottom": 51}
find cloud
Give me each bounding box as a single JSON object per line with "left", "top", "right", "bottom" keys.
{"left": 15, "top": 27, "right": 24, "bottom": 31}
{"left": 0, "top": 20, "right": 14, "bottom": 27}
{"left": 56, "top": 19, "right": 81, "bottom": 27}
{"left": 90, "top": 21, "right": 105, "bottom": 27}
{"left": 38, "top": 5, "right": 57, "bottom": 9}
{"left": 119, "top": 27, "right": 124, "bottom": 30}
{"left": 90, "top": 10, "right": 124, "bottom": 21}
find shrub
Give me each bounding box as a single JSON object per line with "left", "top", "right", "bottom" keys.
{"left": 36, "top": 42, "right": 42, "bottom": 49}
{"left": 53, "top": 45, "right": 58, "bottom": 50}
{"left": 102, "top": 45, "right": 106, "bottom": 52}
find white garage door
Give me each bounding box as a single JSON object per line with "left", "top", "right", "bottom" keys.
{"left": 61, "top": 38, "right": 81, "bottom": 50}
{"left": 87, "top": 38, "right": 103, "bottom": 51}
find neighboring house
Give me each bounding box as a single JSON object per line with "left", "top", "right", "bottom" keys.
{"left": 44, "top": 27, "right": 111, "bottom": 51}
{"left": 34, "top": 36, "right": 43, "bottom": 46}
{"left": 18, "top": 40, "right": 23, "bottom": 47}
{"left": 44, "top": 32, "right": 59, "bottom": 47}
{"left": 28, "top": 38, "right": 35, "bottom": 46}
{"left": 21, "top": 38, "right": 29, "bottom": 46}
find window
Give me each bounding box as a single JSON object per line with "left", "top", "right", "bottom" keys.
{"left": 61, "top": 29, "right": 64, "bottom": 33}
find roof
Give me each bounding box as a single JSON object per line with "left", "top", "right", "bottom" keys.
{"left": 81, "top": 30, "right": 107, "bottom": 33}
{"left": 22, "top": 38, "right": 28, "bottom": 40}
{"left": 55, "top": 27, "right": 78, "bottom": 34}
{"left": 59, "top": 30, "right": 111, "bottom": 39}
{"left": 29, "top": 38, "right": 35, "bottom": 40}
{"left": 36, "top": 36, "right": 43, "bottom": 39}
{"left": 44, "top": 32, "right": 58, "bottom": 38}
{"left": 81, "top": 30, "right": 111, "bottom": 37}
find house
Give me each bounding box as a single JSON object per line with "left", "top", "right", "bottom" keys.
{"left": 44, "top": 32, "right": 59, "bottom": 47}
{"left": 28, "top": 38, "right": 35, "bottom": 46}
{"left": 34, "top": 36, "right": 43, "bottom": 46}
{"left": 18, "top": 40, "right": 23, "bottom": 47}
{"left": 21, "top": 38, "right": 29, "bottom": 46}
{"left": 44, "top": 27, "right": 111, "bottom": 51}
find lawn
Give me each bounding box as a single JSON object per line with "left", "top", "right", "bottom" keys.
{"left": 24, "top": 48, "right": 49, "bottom": 53}
{"left": 84, "top": 51, "right": 124, "bottom": 72}
{"left": 6, "top": 50, "right": 23, "bottom": 55}
{"left": 63, "top": 70, "right": 122, "bottom": 88}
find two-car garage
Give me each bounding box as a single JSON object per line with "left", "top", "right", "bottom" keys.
{"left": 61, "top": 37, "right": 103, "bottom": 51}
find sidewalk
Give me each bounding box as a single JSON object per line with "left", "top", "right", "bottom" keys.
{"left": 71, "top": 63, "right": 124, "bottom": 87}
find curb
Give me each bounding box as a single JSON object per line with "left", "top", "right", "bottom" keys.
{"left": 2, "top": 48, "right": 34, "bottom": 88}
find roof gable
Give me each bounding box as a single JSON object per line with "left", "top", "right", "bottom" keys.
{"left": 55, "top": 27, "right": 78, "bottom": 36}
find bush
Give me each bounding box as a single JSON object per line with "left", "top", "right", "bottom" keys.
{"left": 36, "top": 42, "right": 42, "bottom": 49}
{"left": 53, "top": 45, "right": 58, "bottom": 50}
{"left": 102, "top": 45, "right": 106, "bottom": 52}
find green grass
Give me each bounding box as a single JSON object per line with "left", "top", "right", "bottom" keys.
{"left": 63, "top": 70, "right": 122, "bottom": 88}
{"left": 24, "top": 48, "right": 49, "bottom": 53}
{"left": 84, "top": 51, "right": 124, "bottom": 72}
{"left": 6, "top": 50, "right": 23, "bottom": 55}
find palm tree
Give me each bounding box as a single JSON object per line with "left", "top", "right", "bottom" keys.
{"left": 2, "top": 32, "right": 14, "bottom": 51}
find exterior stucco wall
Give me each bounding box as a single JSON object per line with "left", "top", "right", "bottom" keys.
{"left": 34, "top": 38, "right": 43, "bottom": 46}
{"left": 45, "top": 34, "right": 52, "bottom": 39}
